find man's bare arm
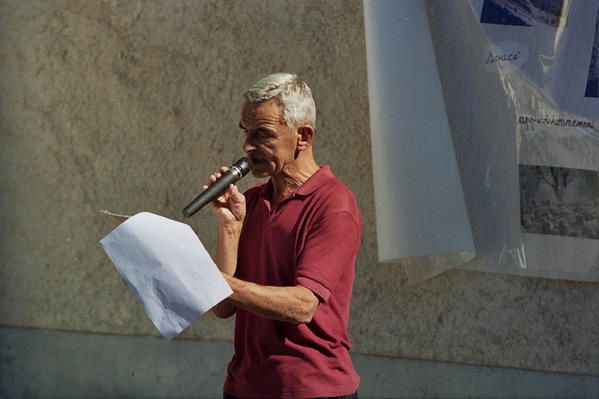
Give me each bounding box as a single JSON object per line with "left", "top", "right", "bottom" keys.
{"left": 212, "top": 224, "right": 240, "bottom": 319}
{"left": 205, "top": 167, "right": 245, "bottom": 319}
{"left": 222, "top": 274, "right": 319, "bottom": 324}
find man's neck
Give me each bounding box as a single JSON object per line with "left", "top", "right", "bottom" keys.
{"left": 271, "top": 159, "right": 319, "bottom": 205}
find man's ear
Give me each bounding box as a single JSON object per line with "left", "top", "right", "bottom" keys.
{"left": 296, "top": 125, "right": 315, "bottom": 151}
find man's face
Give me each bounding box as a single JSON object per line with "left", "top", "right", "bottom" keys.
{"left": 239, "top": 99, "right": 298, "bottom": 178}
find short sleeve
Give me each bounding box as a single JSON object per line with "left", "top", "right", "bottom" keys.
{"left": 295, "top": 212, "right": 360, "bottom": 302}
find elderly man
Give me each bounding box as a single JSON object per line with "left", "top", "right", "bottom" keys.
{"left": 208, "top": 73, "right": 361, "bottom": 399}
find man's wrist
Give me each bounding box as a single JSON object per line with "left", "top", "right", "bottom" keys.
{"left": 218, "top": 221, "right": 243, "bottom": 236}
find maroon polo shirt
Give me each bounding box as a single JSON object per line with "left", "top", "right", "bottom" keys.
{"left": 223, "top": 165, "right": 362, "bottom": 399}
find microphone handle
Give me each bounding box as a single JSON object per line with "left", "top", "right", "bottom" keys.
{"left": 182, "top": 170, "right": 239, "bottom": 218}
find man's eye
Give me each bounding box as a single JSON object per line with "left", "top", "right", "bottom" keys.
{"left": 256, "top": 130, "right": 274, "bottom": 139}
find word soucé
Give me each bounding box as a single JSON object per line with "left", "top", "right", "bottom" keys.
{"left": 484, "top": 50, "right": 521, "bottom": 64}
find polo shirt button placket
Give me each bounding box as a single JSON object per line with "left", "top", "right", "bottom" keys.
{"left": 275, "top": 193, "right": 297, "bottom": 219}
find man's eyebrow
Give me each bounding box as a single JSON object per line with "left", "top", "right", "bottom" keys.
{"left": 238, "top": 122, "right": 245, "bottom": 129}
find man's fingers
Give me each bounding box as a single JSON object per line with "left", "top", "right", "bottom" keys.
{"left": 208, "top": 168, "right": 228, "bottom": 183}
{"left": 229, "top": 184, "right": 245, "bottom": 204}
{"left": 206, "top": 166, "right": 229, "bottom": 186}
{"left": 205, "top": 167, "right": 239, "bottom": 208}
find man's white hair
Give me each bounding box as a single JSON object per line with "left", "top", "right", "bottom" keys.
{"left": 243, "top": 73, "right": 316, "bottom": 129}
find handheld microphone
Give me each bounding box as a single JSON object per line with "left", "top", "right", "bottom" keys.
{"left": 182, "top": 157, "right": 253, "bottom": 218}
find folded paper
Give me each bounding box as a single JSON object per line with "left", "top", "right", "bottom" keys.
{"left": 100, "top": 212, "right": 232, "bottom": 340}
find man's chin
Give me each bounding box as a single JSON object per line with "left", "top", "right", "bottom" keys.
{"left": 251, "top": 169, "right": 271, "bottom": 179}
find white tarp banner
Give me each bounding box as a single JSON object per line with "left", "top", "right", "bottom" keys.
{"left": 365, "top": 0, "right": 599, "bottom": 282}
{"left": 364, "top": 0, "right": 476, "bottom": 282}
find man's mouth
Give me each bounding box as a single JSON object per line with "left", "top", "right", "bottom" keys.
{"left": 250, "top": 156, "right": 267, "bottom": 165}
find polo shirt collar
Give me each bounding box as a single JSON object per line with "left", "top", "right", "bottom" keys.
{"left": 295, "top": 164, "right": 333, "bottom": 196}
{"left": 260, "top": 165, "right": 334, "bottom": 199}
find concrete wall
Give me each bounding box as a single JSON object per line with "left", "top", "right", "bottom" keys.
{"left": 1, "top": 0, "right": 598, "bottom": 385}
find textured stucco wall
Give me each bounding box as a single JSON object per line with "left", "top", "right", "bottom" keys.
{"left": 0, "top": 0, "right": 598, "bottom": 377}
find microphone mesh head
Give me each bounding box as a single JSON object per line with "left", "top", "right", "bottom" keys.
{"left": 234, "top": 157, "right": 253, "bottom": 176}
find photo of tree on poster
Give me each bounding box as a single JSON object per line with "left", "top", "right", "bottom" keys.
{"left": 520, "top": 165, "right": 599, "bottom": 239}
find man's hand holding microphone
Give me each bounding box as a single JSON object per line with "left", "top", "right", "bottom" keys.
{"left": 182, "top": 157, "right": 253, "bottom": 281}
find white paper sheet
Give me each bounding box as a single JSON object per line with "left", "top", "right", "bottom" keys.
{"left": 99, "top": 212, "right": 232, "bottom": 340}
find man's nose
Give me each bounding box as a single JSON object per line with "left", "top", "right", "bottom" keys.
{"left": 243, "top": 137, "right": 256, "bottom": 153}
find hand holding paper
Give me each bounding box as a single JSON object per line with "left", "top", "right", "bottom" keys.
{"left": 99, "top": 212, "right": 232, "bottom": 340}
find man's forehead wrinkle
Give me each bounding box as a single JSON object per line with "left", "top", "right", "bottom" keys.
{"left": 242, "top": 107, "right": 283, "bottom": 129}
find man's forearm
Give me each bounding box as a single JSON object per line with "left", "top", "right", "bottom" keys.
{"left": 212, "top": 299, "right": 236, "bottom": 318}
{"left": 223, "top": 274, "right": 319, "bottom": 324}
{"left": 213, "top": 223, "right": 242, "bottom": 318}
{"left": 216, "top": 224, "right": 242, "bottom": 275}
